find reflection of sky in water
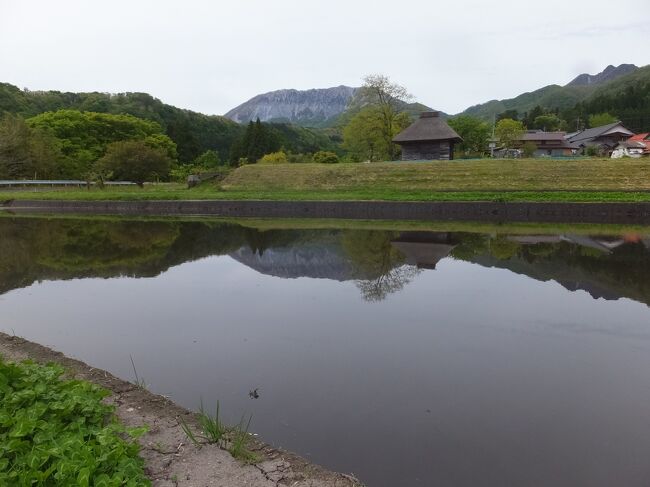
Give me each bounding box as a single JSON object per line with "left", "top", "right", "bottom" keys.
{"left": 3, "top": 249, "right": 650, "bottom": 487}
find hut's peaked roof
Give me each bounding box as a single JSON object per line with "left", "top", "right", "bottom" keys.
{"left": 393, "top": 112, "right": 462, "bottom": 144}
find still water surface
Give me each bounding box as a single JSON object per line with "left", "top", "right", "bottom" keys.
{"left": 2, "top": 217, "right": 650, "bottom": 486}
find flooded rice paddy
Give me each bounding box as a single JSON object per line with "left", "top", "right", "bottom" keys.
{"left": 2, "top": 216, "right": 650, "bottom": 486}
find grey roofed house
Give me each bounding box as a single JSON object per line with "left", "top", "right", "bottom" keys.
{"left": 518, "top": 131, "right": 577, "bottom": 156}
{"left": 392, "top": 111, "right": 462, "bottom": 161}
{"left": 566, "top": 121, "right": 634, "bottom": 151}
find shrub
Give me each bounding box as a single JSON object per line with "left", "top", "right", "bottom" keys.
{"left": 313, "top": 151, "right": 339, "bottom": 164}
{"left": 258, "top": 151, "right": 288, "bottom": 164}
{"left": 193, "top": 150, "right": 221, "bottom": 168}
{"left": 522, "top": 141, "right": 537, "bottom": 158}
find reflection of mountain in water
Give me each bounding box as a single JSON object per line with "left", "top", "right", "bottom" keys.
{"left": 1, "top": 216, "right": 650, "bottom": 305}
{"left": 229, "top": 244, "right": 356, "bottom": 281}
{"left": 229, "top": 232, "right": 457, "bottom": 280}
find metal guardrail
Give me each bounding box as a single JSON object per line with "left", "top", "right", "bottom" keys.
{"left": 0, "top": 180, "right": 136, "bottom": 187}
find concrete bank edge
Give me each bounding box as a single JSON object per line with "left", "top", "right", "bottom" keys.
{"left": 3, "top": 199, "right": 650, "bottom": 224}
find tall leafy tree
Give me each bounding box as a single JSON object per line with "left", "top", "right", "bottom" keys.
{"left": 26, "top": 110, "right": 176, "bottom": 178}
{"left": 0, "top": 114, "right": 59, "bottom": 179}
{"left": 357, "top": 74, "right": 413, "bottom": 160}
{"left": 447, "top": 115, "right": 491, "bottom": 156}
{"left": 532, "top": 114, "right": 564, "bottom": 131}
{"left": 495, "top": 118, "right": 525, "bottom": 151}
{"left": 343, "top": 107, "right": 388, "bottom": 161}
{"left": 588, "top": 112, "right": 617, "bottom": 128}
{"left": 94, "top": 140, "right": 172, "bottom": 186}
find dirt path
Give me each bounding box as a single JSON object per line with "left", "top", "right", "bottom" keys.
{"left": 0, "top": 332, "right": 363, "bottom": 487}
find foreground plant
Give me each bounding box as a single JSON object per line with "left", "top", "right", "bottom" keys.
{"left": 228, "top": 414, "right": 258, "bottom": 463}
{"left": 178, "top": 402, "right": 258, "bottom": 463}
{"left": 0, "top": 357, "right": 150, "bottom": 486}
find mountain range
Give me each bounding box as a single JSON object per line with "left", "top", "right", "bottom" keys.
{"left": 460, "top": 64, "right": 640, "bottom": 120}
{"left": 225, "top": 64, "right": 645, "bottom": 126}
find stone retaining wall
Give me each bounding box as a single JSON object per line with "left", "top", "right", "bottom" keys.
{"left": 3, "top": 199, "right": 650, "bottom": 224}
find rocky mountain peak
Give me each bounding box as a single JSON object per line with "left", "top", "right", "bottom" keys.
{"left": 565, "top": 63, "right": 638, "bottom": 87}
{"left": 224, "top": 85, "right": 358, "bottom": 126}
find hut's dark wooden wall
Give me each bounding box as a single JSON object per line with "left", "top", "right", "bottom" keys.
{"left": 400, "top": 141, "right": 454, "bottom": 161}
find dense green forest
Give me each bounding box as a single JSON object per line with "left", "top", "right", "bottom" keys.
{"left": 0, "top": 83, "right": 338, "bottom": 164}
{"left": 0, "top": 83, "right": 341, "bottom": 179}
{"left": 465, "top": 65, "right": 650, "bottom": 134}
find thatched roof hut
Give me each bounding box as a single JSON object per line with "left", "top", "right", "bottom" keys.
{"left": 393, "top": 112, "right": 462, "bottom": 161}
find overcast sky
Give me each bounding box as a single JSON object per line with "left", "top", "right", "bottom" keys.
{"left": 2, "top": 0, "right": 649, "bottom": 116}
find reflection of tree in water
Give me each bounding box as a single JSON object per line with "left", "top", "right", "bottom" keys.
{"left": 342, "top": 230, "right": 421, "bottom": 302}
{"left": 355, "top": 265, "right": 420, "bottom": 302}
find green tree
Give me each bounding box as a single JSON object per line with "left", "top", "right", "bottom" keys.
{"left": 532, "top": 114, "right": 564, "bottom": 131}
{"left": 357, "top": 74, "right": 413, "bottom": 160}
{"left": 498, "top": 109, "right": 519, "bottom": 121}
{"left": 229, "top": 118, "right": 282, "bottom": 164}
{"left": 495, "top": 118, "right": 525, "bottom": 151}
{"left": 26, "top": 110, "right": 175, "bottom": 178}
{"left": 143, "top": 133, "right": 178, "bottom": 160}
{"left": 192, "top": 149, "right": 221, "bottom": 168}
{"left": 588, "top": 112, "right": 617, "bottom": 128}
{"left": 447, "top": 115, "right": 490, "bottom": 156}
{"left": 343, "top": 106, "right": 411, "bottom": 161}
{"left": 523, "top": 105, "right": 545, "bottom": 128}
{"left": 0, "top": 114, "right": 59, "bottom": 179}
{"left": 94, "top": 140, "right": 172, "bottom": 186}
{"left": 342, "top": 107, "right": 385, "bottom": 161}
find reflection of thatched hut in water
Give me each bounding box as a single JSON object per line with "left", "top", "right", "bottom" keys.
{"left": 392, "top": 112, "right": 462, "bottom": 161}
{"left": 390, "top": 232, "right": 456, "bottom": 270}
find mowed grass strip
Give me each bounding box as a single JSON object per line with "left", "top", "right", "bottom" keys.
{"left": 2, "top": 159, "right": 650, "bottom": 202}
{"left": 221, "top": 159, "right": 650, "bottom": 192}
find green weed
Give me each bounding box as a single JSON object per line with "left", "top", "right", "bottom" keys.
{"left": 228, "top": 414, "right": 258, "bottom": 464}
{"left": 0, "top": 357, "right": 150, "bottom": 485}
{"left": 129, "top": 354, "right": 147, "bottom": 390}
{"left": 198, "top": 400, "right": 227, "bottom": 444}
{"left": 178, "top": 416, "right": 201, "bottom": 448}
{"left": 178, "top": 403, "right": 258, "bottom": 463}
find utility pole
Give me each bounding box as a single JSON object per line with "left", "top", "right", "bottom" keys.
{"left": 489, "top": 114, "right": 497, "bottom": 158}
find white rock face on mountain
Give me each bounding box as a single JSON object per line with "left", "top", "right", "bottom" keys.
{"left": 225, "top": 86, "right": 358, "bottom": 125}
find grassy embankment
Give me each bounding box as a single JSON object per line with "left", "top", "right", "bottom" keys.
{"left": 2, "top": 158, "right": 650, "bottom": 202}
{"left": 0, "top": 357, "right": 149, "bottom": 486}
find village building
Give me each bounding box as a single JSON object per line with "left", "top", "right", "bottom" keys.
{"left": 517, "top": 131, "right": 576, "bottom": 157}
{"left": 392, "top": 112, "right": 462, "bottom": 161}
{"left": 611, "top": 133, "right": 650, "bottom": 158}
{"left": 566, "top": 121, "right": 634, "bottom": 154}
